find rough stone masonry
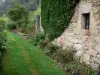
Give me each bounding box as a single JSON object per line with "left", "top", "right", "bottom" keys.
{"left": 54, "top": 0, "right": 100, "bottom": 71}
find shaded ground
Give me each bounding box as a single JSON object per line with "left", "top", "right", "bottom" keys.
{"left": 2, "top": 32, "right": 66, "bottom": 75}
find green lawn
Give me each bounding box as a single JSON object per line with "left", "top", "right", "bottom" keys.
{"left": 2, "top": 32, "right": 66, "bottom": 75}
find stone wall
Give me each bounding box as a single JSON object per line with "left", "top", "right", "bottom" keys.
{"left": 54, "top": 0, "right": 100, "bottom": 71}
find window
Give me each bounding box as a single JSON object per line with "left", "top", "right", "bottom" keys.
{"left": 82, "top": 13, "right": 90, "bottom": 29}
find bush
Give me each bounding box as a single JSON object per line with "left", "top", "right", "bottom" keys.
{"left": 0, "top": 19, "right": 7, "bottom": 74}
{"left": 41, "top": 0, "right": 80, "bottom": 40}
{"left": 44, "top": 43, "right": 60, "bottom": 57}
{"left": 65, "top": 61, "right": 97, "bottom": 75}
{"left": 0, "top": 32, "right": 7, "bottom": 55}
{"left": 0, "top": 19, "right": 7, "bottom": 55}
{"left": 33, "top": 32, "right": 45, "bottom": 46}
{"left": 43, "top": 44, "right": 96, "bottom": 75}
{"left": 8, "top": 3, "right": 29, "bottom": 29}
{"left": 7, "top": 21, "right": 17, "bottom": 30}
{"left": 44, "top": 44, "right": 73, "bottom": 63}
{"left": 39, "top": 38, "right": 50, "bottom": 49}
{"left": 0, "top": 19, "right": 6, "bottom": 31}
{"left": 54, "top": 49, "right": 73, "bottom": 64}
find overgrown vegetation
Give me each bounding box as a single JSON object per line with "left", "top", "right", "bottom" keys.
{"left": 27, "top": 6, "right": 41, "bottom": 34}
{"left": 0, "top": 19, "right": 7, "bottom": 74}
{"left": 0, "top": 0, "right": 98, "bottom": 75}
{"left": 65, "top": 61, "right": 97, "bottom": 75}
{"left": 41, "top": 0, "right": 80, "bottom": 40}
{"left": 8, "top": 3, "right": 29, "bottom": 30}
{"left": 42, "top": 44, "right": 97, "bottom": 75}
{"left": 7, "top": 2, "right": 41, "bottom": 34}
{"left": 33, "top": 32, "right": 45, "bottom": 46}
{"left": 0, "top": 19, "right": 7, "bottom": 55}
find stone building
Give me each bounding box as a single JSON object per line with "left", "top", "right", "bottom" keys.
{"left": 35, "top": 15, "right": 43, "bottom": 34}
{"left": 55, "top": 0, "right": 100, "bottom": 70}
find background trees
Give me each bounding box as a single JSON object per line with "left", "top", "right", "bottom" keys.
{"left": 8, "top": 3, "right": 29, "bottom": 29}
{"left": 0, "top": 0, "right": 40, "bottom": 14}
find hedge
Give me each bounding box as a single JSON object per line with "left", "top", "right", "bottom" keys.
{"left": 0, "top": 19, "right": 7, "bottom": 74}
{"left": 41, "top": 0, "right": 80, "bottom": 40}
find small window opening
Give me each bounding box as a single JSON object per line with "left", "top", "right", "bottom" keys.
{"left": 82, "top": 13, "right": 90, "bottom": 29}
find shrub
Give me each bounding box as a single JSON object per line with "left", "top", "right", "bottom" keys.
{"left": 0, "top": 58, "right": 3, "bottom": 75}
{"left": 65, "top": 61, "right": 97, "bottom": 75}
{"left": 54, "top": 49, "right": 73, "bottom": 65}
{"left": 0, "top": 19, "right": 6, "bottom": 31}
{"left": 0, "top": 19, "right": 7, "bottom": 74}
{"left": 39, "top": 38, "right": 50, "bottom": 49}
{"left": 44, "top": 43, "right": 60, "bottom": 57}
{"left": 0, "top": 32, "right": 7, "bottom": 55}
{"left": 44, "top": 44, "right": 73, "bottom": 63}
{"left": 33, "top": 32, "right": 45, "bottom": 46}
{"left": 43, "top": 44, "right": 96, "bottom": 75}
{"left": 7, "top": 21, "right": 17, "bottom": 30}
{"left": 41, "top": 0, "right": 80, "bottom": 40}
{"left": 0, "top": 19, "right": 7, "bottom": 55}
{"left": 8, "top": 3, "right": 29, "bottom": 29}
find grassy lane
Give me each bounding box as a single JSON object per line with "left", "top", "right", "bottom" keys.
{"left": 2, "top": 37, "right": 31, "bottom": 75}
{"left": 2, "top": 32, "right": 66, "bottom": 75}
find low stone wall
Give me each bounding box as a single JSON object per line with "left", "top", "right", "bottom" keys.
{"left": 54, "top": 29, "right": 100, "bottom": 70}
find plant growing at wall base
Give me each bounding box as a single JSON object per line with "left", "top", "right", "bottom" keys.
{"left": 65, "top": 61, "right": 97, "bottom": 75}
{"left": 33, "top": 32, "right": 45, "bottom": 46}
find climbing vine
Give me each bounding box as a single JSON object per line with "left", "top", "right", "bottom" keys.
{"left": 41, "top": 0, "right": 80, "bottom": 40}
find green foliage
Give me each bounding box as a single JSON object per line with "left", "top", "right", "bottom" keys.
{"left": 29, "top": 6, "right": 41, "bottom": 22}
{"left": 44, "top": 43, "right": 60, "bottom": 57}
{"left": 0, "top": 32, "right": 7, "bottom": 55}
{"left": 0, "top": 17, "right": 9, "bottom": 24}
{"left": 0, "top": 19, "right": 6, "bottom": 31}
{"left": 33, "top": 6, "right": 41, "bottom": 17}
{"left": 44, "top": 44, "right": 73, "bottom": 63}
{"left": 23, "top": 6, "right": 41, "bottom": 34}
{"left": 43, "top": 44, "right": 96, "bottom": 75}
{"left": 41, "top": 0, "right": 80, "bottom": 40}
{"left": 7, "top": 21, "right": 17, "bottom": 30}
{"left": 0, "top": 19, "right": 7, "bottom": 56}
{"left": 39, "top": 38, "right": 50, "bottom": 49}
{"left": 0, "top": 19, "right": 7, "bottom": 74}
{"left": 66, "top": 61, "right": 97, "bottom": 75}
{"left": 33, "top": 32, "right": 45, "bottom": 46}
{"left": 54, "top": 50, "right": 73, "bottom": 64}
{"left": 8, "top": 3, "right": 29, "bottom": 28}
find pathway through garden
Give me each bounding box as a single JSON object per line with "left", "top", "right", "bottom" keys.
{"left": 2, "top": 32, "right": 66, "bottom": 75}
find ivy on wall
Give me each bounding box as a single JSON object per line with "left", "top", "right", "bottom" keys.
{"left": 41, "top": 0, "right": 80, "bottom": 40}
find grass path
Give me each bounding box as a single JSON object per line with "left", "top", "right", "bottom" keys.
{"left": 2, "top": 32, "right": 66, "bottom": 75}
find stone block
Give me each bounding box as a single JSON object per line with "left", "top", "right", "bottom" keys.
{"left": 95, "top": 45, "right": 100, "bottom": 53}
{"left": 73, "top": 44, "right": 83, "bottom": 51}
{"left": 97, "top": 54, "right": 100, "bottom": 59}
{"left": 75, "top": 51, "right": 83, "bottom": 59}
{"left": 90, "top": 63, "right": 99, "bottom": 71}
{"left": 90, "top": 57, "right": 98, "bottom": 62}
{"left": 81, "top": 54, "right": 90, "bottom": 64}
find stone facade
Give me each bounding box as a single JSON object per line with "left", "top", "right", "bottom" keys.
{"left": 54, "top": 0, "right": 100, "bottom": 71}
